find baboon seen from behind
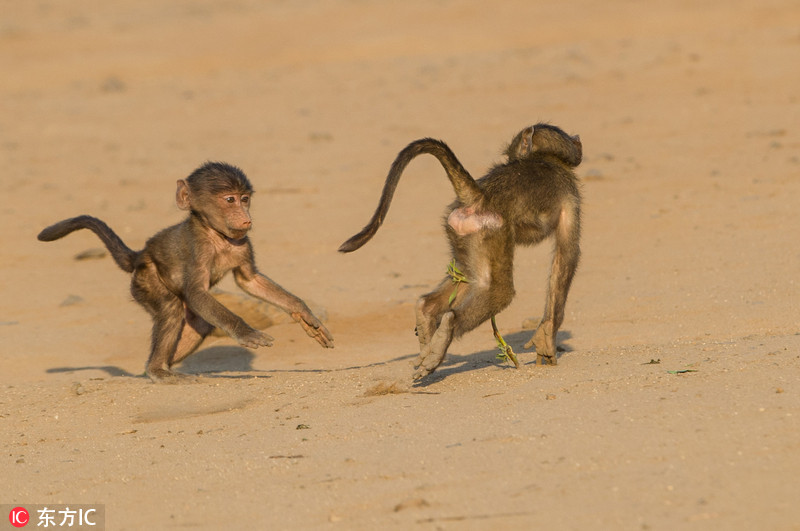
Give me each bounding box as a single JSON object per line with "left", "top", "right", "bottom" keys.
{"left": 340, "top": 123, "right": 582, "bottom": 379}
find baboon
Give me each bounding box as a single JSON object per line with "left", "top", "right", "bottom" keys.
{"left": 38, "top": 162, "right": 334, "bottom": 382}
{"left": 339, "top": 124, "right": 581, "bottom": 379}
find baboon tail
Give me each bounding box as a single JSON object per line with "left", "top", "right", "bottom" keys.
{"left": 338, "top": 138, "right": 483, "bottom": 253}
{"left": 37, "top": 215, "right": 138, "bottom": 273}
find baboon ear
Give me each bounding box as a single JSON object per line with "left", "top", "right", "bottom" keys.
{"left": 176, "top": 179, "right": 191, "bottom": 210}
{"left": 571, "top": 135, "right": 583, "bottom": 157}
{"left": 516, "top": 126, "right": 535, "bottom": 158}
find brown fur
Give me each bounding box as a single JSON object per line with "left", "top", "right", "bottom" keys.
{"left": 340, "top": 124, "right": 581, "bottom": 379}
{"left": 38, "top": 162, "right": 333, "bottom": 382}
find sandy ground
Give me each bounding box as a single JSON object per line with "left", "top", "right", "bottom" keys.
{"left": 2, "top": 0, "right": 799, "bottom": 529}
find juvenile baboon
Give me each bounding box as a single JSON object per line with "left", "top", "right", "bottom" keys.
{"left": 38, "top": 162, "right": 334, "bottom": 382}
{"left": 339, "top": 124, "right": 581, "bottom": 379}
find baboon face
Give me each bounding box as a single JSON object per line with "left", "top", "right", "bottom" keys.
{"left": 210, "top": 190, "right": 252, "bottom": 240}
{"left": 176, "top": 162, "right": 255, "bottom": 241}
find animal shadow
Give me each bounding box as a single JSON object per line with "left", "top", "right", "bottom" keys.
{"left": 176, "top": 345, "right": 265, "bottom": 378}
{"left": 412, "top": 329, "right": 573, "bottom": 386}
{"left": 47, "top": 365, "right": 142, "bottom": 378}
{"left": 47, "top": 345, "right": 262, "bottom": 380}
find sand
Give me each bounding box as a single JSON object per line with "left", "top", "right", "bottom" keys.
{"left": 2, "top": 0, "right": 799, "bottom": 528}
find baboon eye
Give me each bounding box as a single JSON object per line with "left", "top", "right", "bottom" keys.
{"left": 225, "top": 196, "right": 235, "bottom": 203}
{"left": 241, "top": 196, "right": 250, "bottom": 204}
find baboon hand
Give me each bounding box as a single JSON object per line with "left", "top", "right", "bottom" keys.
{"left": 291, "top": 311, "right": 334, "bottom": 348}
{"left": 235, "top": 328, "right": 274, "bottom": 349}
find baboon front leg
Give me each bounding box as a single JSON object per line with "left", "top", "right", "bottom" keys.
{"left": 525, "top": 207, "right": 580, "bottom": 365}
{"left": 525, "top": 267, "right": 572, "bottom": 365}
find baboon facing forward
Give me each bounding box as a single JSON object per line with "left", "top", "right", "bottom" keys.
{"left": 38, "top": 162, "right": 334, "bottom": 382}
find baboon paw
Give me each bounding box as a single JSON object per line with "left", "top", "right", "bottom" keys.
{"left": 535, "top": 353, "right": 558, "bottom": 366}
{"left": 293, "top": 314, "right": 334, "bottom": 348}
{"left": 412, "top": 350, "right": 447, "bottom": 380}
{"left": 412, "top": 366, "right": 432, "bottom": 380}
{"left": 414, "top": 341, "right": 432, "bottom": 370}
{"left": 412, "top": 362, "right": 437, "bottom": 380}
{"left": 412, "top": 312, "right": 453, "bottom": 379}
{"left": 523, "top": 336, "right": 535, "bottom": 349}
{"left": 147, "top": 369, "right": 201, "bottom": 384}
{"left": 526, "top": 321, "right": 556, "bottom": 359}
{"left": 236, "top": 329, "right": 274, "bottom": 349}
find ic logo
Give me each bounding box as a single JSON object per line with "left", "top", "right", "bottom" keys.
{"left": 9, "top": 507, "right": 29, "bottom": 528}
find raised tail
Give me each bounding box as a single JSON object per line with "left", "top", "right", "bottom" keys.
{"left": 37, "top": 215, "right": 138, "bottom": 273}
{"left": 338, "top": 138, "right": 483, "bottom": 253}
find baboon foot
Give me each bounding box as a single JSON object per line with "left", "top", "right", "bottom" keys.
{"left": 525, "top": 321, "right": 558, "bottom": 365}
{"left": 413, "top": 311, "right": 454, "bottom": 380}
{"left": 147, "top": 367, "right": 201, "bottom": 384}
{"left": 536, "top": 352, "right": 558, "bottom": 366}
{"left": 413, "top": 299, "right": 433, "bottom": 370}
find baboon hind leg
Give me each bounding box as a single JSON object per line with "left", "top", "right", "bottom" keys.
{"left": 413, "top": 311, "right": 455, "bottom": 380}
{"left": 170, "top": 308, "right": 215, "bottom": 366}
{"left": 143, "top": 299, "right": 200, "bottom": 383}
{"left": 413, "top": 277, "right": 513, "bottom": 380}
{"left": 413, "top": 279, "right": 454, "bottom": 379}
{"left": 133, "top": 267, "right": 202, "bottom": 383}
{"left": 145, "top": 308, "right": 184, "bottom": 382}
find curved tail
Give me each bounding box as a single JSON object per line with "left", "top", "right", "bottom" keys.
{"left": 338, "top": 138, "right": 483, "bottom": 253}
{"left": 37, "top": 215, "right": 137, "bottom": 273}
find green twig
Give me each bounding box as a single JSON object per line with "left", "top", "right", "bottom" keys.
{"left": 446, "top": 259, "right": 468, "bottom": 306}
{"left": 491, "top": 316, "right": 519, "bottom": 369}
{"left": 445, "top": 260, "right": 518, "bottom": 369}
